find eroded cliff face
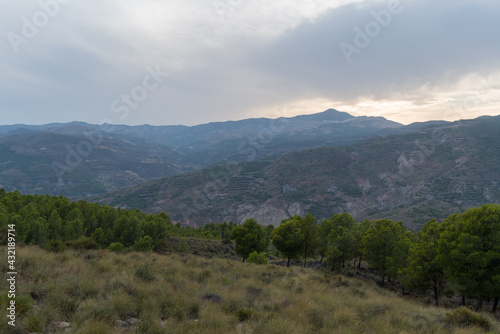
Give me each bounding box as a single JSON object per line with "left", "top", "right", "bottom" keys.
{"left": 228, "top": 202, "right": 305, "bottom": 227}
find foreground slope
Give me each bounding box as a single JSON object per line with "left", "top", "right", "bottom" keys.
{"left": 100, "top": 116, "right": 500, "bottom": 229}
{"left": 1, "top": 246, "right": 498, "bottom": 333}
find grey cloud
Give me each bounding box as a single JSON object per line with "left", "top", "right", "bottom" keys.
{"left": 1, "top": 0, "right": 499, "bottom": 126}
{"left": 245, "top": 0, "right": 500, "bottom": 102}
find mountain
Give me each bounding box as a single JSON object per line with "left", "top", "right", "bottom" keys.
{"left": 97, "top": 116, "right": 500, "bottom": 230}
{"left": 0, "top": 109, "right": 404, "bottom": 197}
{"left": 107, "top": 109, "right": 403, "bottom": 167}
{"left": 0, "top": 131, "right": 187, "bottom": 197}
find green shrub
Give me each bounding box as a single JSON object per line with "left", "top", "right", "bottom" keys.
{"left": 108, "top": 242, "right": 125, "bottom": 252}
{"left": 132, "top": 235, "right": 154, "bottom": 252}
{"left": 66, "top": 236, "right": 99, "bottom": 250}
{"left": 24, "top": 313, "right": 44, "bottom": 332}
{"left": 45, "top": 239, "right": 66, "bottom": 252}
{"left": 6, "top": 295, "right": 33, "bottom": 316}
{"left": 247, "top": 251, "right": 268, "bottom": 264}
{"left": 444, "top": 307, "right": 491, "bottom": 330}
{"left": 236, "top": 308, "right": 254, "bottom": 322}
{"left": 174, "top": 307, "right": 185, "bottom": 322}
{"left": 177, "top": 238, "right": 190, "bottom": 253}
{"left": 57, "top": 295, "right": 79, "bottom": 318}
{"left": 307, "top": 308, "right": 325, "bottom": 330}
{"left": 159, "top": 295, "right": 175, "bottom": 319}
{"left": 221, "top": 276, "right": 231, "bottom": 285}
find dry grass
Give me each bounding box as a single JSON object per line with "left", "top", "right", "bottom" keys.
{"left": 1, "top": 246, "right": 499, "bottom": 333}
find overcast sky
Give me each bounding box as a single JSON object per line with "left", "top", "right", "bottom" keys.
{"left": 1, "top": 0, "right": 500, "bottom": 126}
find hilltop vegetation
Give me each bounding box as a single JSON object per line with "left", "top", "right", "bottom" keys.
{"left": 2, "top": 190, "right": 500, "bottom": 315}
{"left": 1, "top": 247, "right": 500, "bottom": 334}
{"left": 0, "top": 190, "right": 242, "bottom": 253}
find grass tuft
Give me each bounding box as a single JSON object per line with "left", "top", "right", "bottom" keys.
{"left": 135, "top": 263, "right": 156, "bottom": 282}
{"left": 444, "top": 307, "right": 491, "bottom": 330}
{"left": 236, "top": 308, "right": 254, "bottom": 322}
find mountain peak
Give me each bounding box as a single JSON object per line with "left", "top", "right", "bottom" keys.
{"left": 290, "top": 108, "right": 354, "bottom": 123}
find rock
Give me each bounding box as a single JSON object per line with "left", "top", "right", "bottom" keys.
{"left": 54, "top": 321, "right": 70, "bottom": 328}
{"left": 116, "top": 320, "right": 128, "bottom": 328}
{"left": 235, "top": 204, "right": 292, "bottom": 227}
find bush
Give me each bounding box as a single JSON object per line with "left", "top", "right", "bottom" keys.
{"left": 444, "top": 307, "right": 491, "bottom": 330}
{"left": 247, "top": 251, "right": 268, "bottom": 264}
{"left": 57, "top": 295, "right": 78, "bottom": 318}
{"left": 236, "top": 308, "right": 254, "bottom": 322}
{"left": 108, "top": 242, "right": 125, "bottom": 252}
{"left": 132, "top": 235, "right": 154, "bottom": 252}
{"left": 24, "top": 313, "right": 44, "bottom": 332}
{"left": 45, "top": 239, "right": 66, "bottom": 252}
{"left": 65, "top": 236, "right": 99, "bottom": 250}
{"left": 177, "top": 238, "right": 190, "bottom": 253}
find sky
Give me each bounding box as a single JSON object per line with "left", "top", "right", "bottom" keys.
{"left": 1, "top": 0, "right": 500, "bottom": 126}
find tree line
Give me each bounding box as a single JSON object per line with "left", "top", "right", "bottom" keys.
{"left": 230, "top": 205, "right": 500, "bottom": 312}
{"left": 1, "top": 189, "right": 499, "bottom": 312}
{"left": 0, "top": 190, "right": 238, "bottom": 251}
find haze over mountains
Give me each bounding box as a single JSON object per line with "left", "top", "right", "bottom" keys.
{"left": 1, "top": 109, "right": 499, "bottom": 229}
{"left": 98, "top": 115, "right": 500, "bottom": 229}
{"left": 0, "top": 109, "right": 400, "bottom": 196}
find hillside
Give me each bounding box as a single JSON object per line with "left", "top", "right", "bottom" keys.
{"left": 1, "top": 246, "right": 498, "bottom": 334}
{"left": 0, "top": 131, "right": 187, "bottom": 198}
{"left": 99, "top": 116, "right": 500, "bottom": 229}
{"left": 0, "top": 110, "right": 402, "bottom": 164}
{"left": 0, "top": 110, "right": 404, "bottom": 197}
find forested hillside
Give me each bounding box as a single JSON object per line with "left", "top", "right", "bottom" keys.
{"left": 2, "top": 190, "right": 499, "bottom": 313}
{"left": 0, "top": 190, "right": 239, "bottom": 252}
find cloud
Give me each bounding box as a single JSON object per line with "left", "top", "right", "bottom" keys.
{"left": 0, "top": 0, "right": 499, "bottom": 125}
{"left": 248, "top": 0, "right": 500, "bottom": 97}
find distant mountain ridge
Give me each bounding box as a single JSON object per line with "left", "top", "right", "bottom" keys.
{"left": 0, "top": 109, "right": 407, "bottom": 197}
{"left": 96, "top": 115, "right": 500, "bottom": 230}
{"left": 0, "top": 131, "right": 186, "bottom": 197}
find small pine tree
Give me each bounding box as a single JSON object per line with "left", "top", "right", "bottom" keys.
{"left": 247, "top": 251, "right": 268, "bottom": 264}
{"left": 132, "top": 235, "right": 154, "bottom": 252}
{"left": 108, "top": 242, "right": 125, "bottom": 252}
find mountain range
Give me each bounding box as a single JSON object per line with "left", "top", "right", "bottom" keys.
{"left": 1, "top": 109, "right": 499, "bottom": 229}
{"left": 0, "top": 109, "right": 402, "bottom": 197}
{"left": 97, "top": 115, "right": 500, "bottom": 230}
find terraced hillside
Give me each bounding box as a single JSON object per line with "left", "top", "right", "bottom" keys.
{"left": 99, "top": 116, "right": 500, "bottom": 229}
